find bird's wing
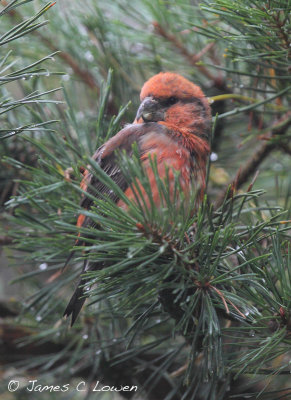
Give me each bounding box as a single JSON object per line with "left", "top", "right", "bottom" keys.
{"left": 63, "top": 123, "right": 167, "bottom": 325}
{"left": 69, "top": 122, "right": 169, "bottom": 246}
{"left": 77, "top": 123, "right": 164, "bottom": 229}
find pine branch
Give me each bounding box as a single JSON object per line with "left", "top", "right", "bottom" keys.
{"left": 279, "top": 143, "right": 291, "bottom": 156}
{"left": 3, "top": 3, "right": 119, "bottom": 116}
{"left": 152, "top": 21, "right": 225, "bottom": 89}
{"left": 2, "top": 2, "right": 291, "bottom": 399}
{"left": 215, "top": 111, "right": 291, "bottom": 208}
{"left": 4, "top": 5, "right": 99, "bottom": 91}
{"left": 36, "top": 32, "right": 119, "bottom": 116}
{"left": 0, "top": 322, "right": 182, "bottom": 400}
{"left": 0, "top": 300, "right": 18, "bottom": 317}
{"left": 0, "top": 235, "right": 13, "bottom": 245}
{"left": 37, "top": 33, "right": 99, "bottom": 91}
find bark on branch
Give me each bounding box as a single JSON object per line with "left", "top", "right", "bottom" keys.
{"left": 0, "top": 235, "right": 13, "bottom": 245}
{"left": 215, "top": 111, "right": 291, "bottom": 208}
{"left": 152, "top": 21, "right": 226, "bottom": 90}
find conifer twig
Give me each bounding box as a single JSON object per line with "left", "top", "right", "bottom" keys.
{"left": 170, "top": 361, "right": 188, "bottom": 378}
{"left": 36, "top": 33, "right": 119, "bottom": 115}
{"left": 36, "top": 33, "right": 100, "bottom": 90}
{"left": 152, "top": 21, "right": 225, "bottom": 89}
{"left": 4, "top": 5, "right": 99, "bottom": 90}
{"left": 0, "top": 322, "right": 180, "bottom": 400}
{"left": 279, "top": 143, "right": 291, "bottom": 156}
{"left": 215, "top": 111, "right": 291, "bottom": 208}
{"left": 0, "top": 235, "right": 13, "bottom": 245}
{"left": 3, "top": 5, "right": 118, "bottom": 115}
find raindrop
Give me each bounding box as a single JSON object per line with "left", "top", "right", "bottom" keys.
{"left": 95, "top": 349, "right": 102, "bottom": 355}
{"left": 78, "top": 24, "right": 87, "bottom": 36}
{"left": 62, "top": 74, "right": 70, "bottom": 81}
{"left": 36, "top": 315, "right": 42, "bottom": 321}
{"left": 132, "top": 42, "right": 143, "bottom": 52}
{"left": 45, "top": 71, "right": 50, "bottom": 77}
{"left": 82, "top": 334, "right": 88, "bottom": 340}
{"left": 273, "top": 163, "right": 283, "bottom": 172}
{"left": 239, "top": 84, "right": 244, "bottom": 88}
{"left": 84, "top": 51, "right": 94, "bottom": 62}
{"left": 210, "top": 152, "right": 218, "bottom": 162}
{"left": 159, "top": 243, "right": 167, "bottom": 253}
{"left": 127, "top": 252, "right": 133, "bottom": 259}
{"left": 236, "top": 245, "right": 245, "bottom": 259}
{"left": 39, "top": 263, "right": 48, "bottom": 270}
{"left": 112, "top": 338, "right": 117, "bottom": 343}
{"left": 249, "top": 330, "right": 255, "bottom": 337}
{"left": 76, "top": 111, "right": 84, "bottom": 120}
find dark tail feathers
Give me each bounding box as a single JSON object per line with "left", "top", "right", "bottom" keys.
{"left": 64, "top": 260, "right": 103, "bottom": 326}
{"left": 64, "top": 259, "right": 90, "bottom": 326}
{"left": 63, "top": 279, "right": 87, "bottom": 326}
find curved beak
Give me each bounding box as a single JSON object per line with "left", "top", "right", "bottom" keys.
{"left": 135, "top": 96, "right": 164, "bottom": 123}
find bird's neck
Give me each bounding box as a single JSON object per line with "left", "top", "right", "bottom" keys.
{"left": 160, "top": 98, "right": 211, "bottom": 157}
{"left": 159, "top": 121, "right": 210, "bottom": 166}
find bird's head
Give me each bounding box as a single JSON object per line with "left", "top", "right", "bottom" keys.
{"left": 135, "top": 72, "right": 211, "bottom": 142}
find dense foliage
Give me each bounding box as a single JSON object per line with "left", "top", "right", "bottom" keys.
{"left": 0, "top": 1, "right": 290, "bottom": 399}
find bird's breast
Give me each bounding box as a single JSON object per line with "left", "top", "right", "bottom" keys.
{"left": 139, "top": 130, "right": 191, "bottom": 170}
{"left": 117, "top": 129, "right": 198, "bottom": 211}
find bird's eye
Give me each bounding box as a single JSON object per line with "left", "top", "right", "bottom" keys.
{"left": 167, "top": 97, "right": 177, "bottom": 105}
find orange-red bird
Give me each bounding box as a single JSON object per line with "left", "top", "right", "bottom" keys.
{"left": 64, "top": 72, "right": 211, "bottom": 325}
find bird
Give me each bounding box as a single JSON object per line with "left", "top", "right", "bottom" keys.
{"left": 63, "top": 72, "right": 211, "bottom": 325}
